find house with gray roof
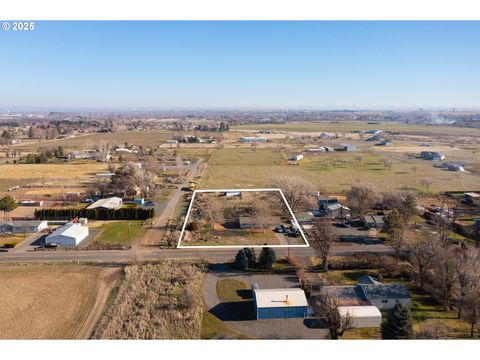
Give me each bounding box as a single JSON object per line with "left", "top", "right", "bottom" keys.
{"left": 318, "top": 276, "right": 411, "bottom": 310}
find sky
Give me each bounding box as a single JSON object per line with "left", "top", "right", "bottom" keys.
{"left": 1, "top": 21, "right": 480, "bottom": 111}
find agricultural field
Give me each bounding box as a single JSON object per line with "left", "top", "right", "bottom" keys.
{"left": 199, "top": 148, "right": 480, "bottom": 193}
{"left": 0, "top": 263, "right": 120, "bottom": 339}
{"left": 0, "top": 162, "right": 108, "bottom": 193}
{"left": 180, "top": 190, "right": 305, "bottom": 247}
{"left": 233, "top": 121, "right": 480, "bottom": 137}
{"left": 93, "top": 261, "right": 205, "bottom": 339}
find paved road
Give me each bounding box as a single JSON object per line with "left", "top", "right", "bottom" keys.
{"left": 0, "top": 243, "right": 393, "bottom": 264}
{"left": 139, "top": 159, "right": 202, "bottom": 247}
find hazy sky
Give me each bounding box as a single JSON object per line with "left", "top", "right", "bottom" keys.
{"left": 1, "top": 21, "right": 480, "bottom": 110}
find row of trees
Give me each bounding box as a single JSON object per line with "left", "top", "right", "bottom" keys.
{"left": 34, "top": 207, "right": 155, "bottom": 221}
{"left": 233, "top": 247, "right": 277, "bottom": 270}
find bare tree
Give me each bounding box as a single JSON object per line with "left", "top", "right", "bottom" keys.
{"left": 420, "top": 178, "right": 433, "bottom": 191}
{"left": 309, "top": 218, "right": 338, "bottom": 271}
{"left": 384, "top": 209, "right": 407, "bottom": 259}
{"left": 382, "top": 157, "right": 393, "bottom": 170}
{"left": 382, "top": 191, "right": 418, "bottom": 224}
{"left": 270, "top": 176, "right": 314, "bottom": 213}
{"left": 313, "top": 291, "right": 353, "bottom": 339}
{"left": 346, "top": 183, "right": 380, "bottom": 217}
{"left": 431, "top": 248, "right": 458, "bottom": 311}
{"left": 434, "top": 215, "right": 451, "bottom": 247}
{"left": 409, "top": 235, "right": 440, "bottom": 288}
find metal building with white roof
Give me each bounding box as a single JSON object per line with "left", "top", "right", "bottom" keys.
{"left": 338, "top": 306, "right": 382, "bottom": 328}
{"left": 86, "top": 196, "right": 123, "bottom": 210}
{"left": 253, "top": 288, "right": 308, "bottom": 319}
{"left": 45, "top": 224, "right": 89, "bottom": 247}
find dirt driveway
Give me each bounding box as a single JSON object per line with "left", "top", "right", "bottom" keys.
{"left": 202, "top": 264, "right": 328, "bottom": 339}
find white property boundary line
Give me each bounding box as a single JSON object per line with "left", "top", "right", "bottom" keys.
{"left": 177, "top": 188, "right": 310, "bottom": 249}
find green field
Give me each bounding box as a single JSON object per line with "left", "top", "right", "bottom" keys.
{"left": 94, "top": 220, "right": 147, "bottom": 246}
{"left": 233, "top": 121, "right": 480, "bottom": 137}
{"left": 199, "top": 148, "right": 479, "bottom": 193}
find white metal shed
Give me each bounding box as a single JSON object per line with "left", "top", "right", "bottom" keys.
{"left": 338, "top": 306, "right": 382, "bottom": 328}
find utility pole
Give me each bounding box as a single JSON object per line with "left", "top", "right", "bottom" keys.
{"left": 128, "top": 222, "right": 132, "bottom": 247}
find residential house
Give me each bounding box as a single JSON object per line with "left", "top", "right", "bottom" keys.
{"left": 338, "top": 143, "right": 358, "bottom": 152}
{"left": 420, "top": 151, "right": 445, "bottom": 161}
{"left": 464, "top": 192, "right": 480, "bottom": 206}
{"left": 0, "top": 220, "right": 48, "bottom": 234}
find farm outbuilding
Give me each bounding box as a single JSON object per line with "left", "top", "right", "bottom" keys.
{"left": 45, "top": 223, "right": 89, "bottom": 246}
{"left": 338, "top": 306, "right": 382, "bottom": 328}
{"left": 0, "top": 220, "right": 48, "bottom": 234}
{"left": 253, "top": 288, "right": 308, "bottom": 320}
{"left": 87, "top": 196, "right": 123, "bottom": 210}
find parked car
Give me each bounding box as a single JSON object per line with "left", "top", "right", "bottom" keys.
{"left": 339, "top": 220, "right": 351, "bottom": 228}
{"left": 44, "top": 243, "right": 58, "bottom": 249}
{"left": 81, "top": 198, "right": 94, "bottom": 203}
{"left": 274, "top": 225, "right": 285, "bottom": 233}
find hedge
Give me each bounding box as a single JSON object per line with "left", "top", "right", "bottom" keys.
{"left": 34, "top": 207, "right": 155, "bottom": 221}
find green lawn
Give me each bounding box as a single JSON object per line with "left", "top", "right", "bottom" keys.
{"left": 216, "top": 279, "right": 250, "bottom": 302}
{"left": 94, "top": 220, "right": 147, "bottom": 246}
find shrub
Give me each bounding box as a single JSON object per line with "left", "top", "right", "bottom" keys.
{"left": 243, "top": 247, "right": 256, "bottom": 268}
{"left": 234, "top": 249, "right": 249, "bottom": 270}
{"left": 190, "top": 221, "right": 200, "bottom": 231}
{"left": 258, "top": 247, "right": 276, "bottom": 269}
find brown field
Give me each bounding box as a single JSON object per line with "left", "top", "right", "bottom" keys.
{"left": 93, "top": 261, "right": 205, "bottom": 339}
{"left": 0, "top": 162, "right": 108, "bottom": 192}
{"left": 0, "top": 263, "right": 121, "bottom": 339}
{"left": 198, "top": 148, "right": 480, "bottom": 193}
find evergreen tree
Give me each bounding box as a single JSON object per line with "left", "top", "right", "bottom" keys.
{"left": 258, "top": 247, "right": 276, "bottom": 269}
{"left": 234, "top": 249, "right": 249, "bottom": 270}
{"left": 243, "top": 247, "right": 256, "bottom": 268}
{"left": 381, "top": 301, "right": 414, "bottom": 339}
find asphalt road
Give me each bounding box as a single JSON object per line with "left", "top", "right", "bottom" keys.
{"left": 0, "top": 243, "right": 393, "bottom": 264}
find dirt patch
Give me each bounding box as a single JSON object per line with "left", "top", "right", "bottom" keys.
{"left": 0, "top": 263, "right": 121, "bottom": 339}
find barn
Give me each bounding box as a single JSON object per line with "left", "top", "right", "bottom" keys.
{"left": 253, "top": 288, "right": 308, "bottom": 319}
{"left": 45, "top": 223, "right": 89, "bottom": 247}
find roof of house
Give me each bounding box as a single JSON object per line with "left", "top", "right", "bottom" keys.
{"left": 465, "top": 192, "right": 480, "bottom": 198}
{"left": 357, "top": 275, "right": 381, "bottom": 285}
{"left": 239, "top": 216, "right": 282, "bottom": 225}
{"left": 254, "top": 288, "right": 308, "bottom": 308}
{"left": 0, "top": 220, "right": 45, "bottom": 227}
{"left": 326, "top": 203, "right": 350, "bottom": 212}
{"left": 361, "top": 284, "right": 411, "bottom": 300}
{"left": 338, "top": 306, "right": 382, "bottom": 318}
{"left": 47, "top": 223, "right": 88, "bottom": 239}
{"left": 319, "top": 285, "right": 370, "bottom": 306}
{"left": 87, "top": 197, "right": 123, "bottom": 209}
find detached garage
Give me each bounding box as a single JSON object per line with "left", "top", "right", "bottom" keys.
{"left": 253, "top": 288, "right": 308, "bottom": 320}
{"left": 338, "top": 306, "right": 382, "bottom": 328}
{"left": 45, "top": 224, "right": 89, "bottom": 247}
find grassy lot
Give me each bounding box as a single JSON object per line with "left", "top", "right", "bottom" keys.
{"left": 0, "top": 234, "right": 25, "bottom": 247}
{"left": 200, "top": 308, "right": 250, "bottom": 339}
{"left": 0, "top": 162, "right": 108, "bottom": 191}
{"left": 233, "top": 121, "right": 480, "bottom": 137}
{"left": 0, "top": 263, "right": 119, "bottom": 339}
{"left": 92, "top": 220, "right": 147, "bottom": 246}
{"left": 93, "top": 262, "right": 205, "bottom": 339}
{"left": 199, "top": 148, "right": 479, "bottom": 193}
{"left": 13, "top": 131, "right": 183, "bottom": 151}
{"left": 216, "top": 279, "right": 250, "bottom": 302}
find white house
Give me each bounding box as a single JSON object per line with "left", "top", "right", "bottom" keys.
{"left": 45, "top": 223, "right": 89, "bottom": 246}
{"left": 289, "top": 154, "right": 304, "bottom": 161}
{"left": 87, "top": 197, "right": 123, "bottom": 210}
